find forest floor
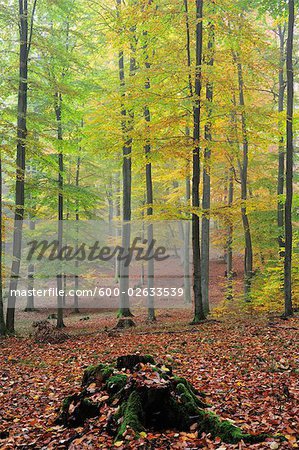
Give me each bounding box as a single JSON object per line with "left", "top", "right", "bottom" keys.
{"left": 0, "top": 259, "right": 298, "bottom": 449}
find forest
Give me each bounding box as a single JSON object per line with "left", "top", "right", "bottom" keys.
{"left": 0, "top": 0, "right": 298, "bottom": 448}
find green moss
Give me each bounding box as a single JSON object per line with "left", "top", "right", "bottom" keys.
{"left": 176, "top": 382, "right": 206, "bottom": 412}
{"left": 196, "top": 410, "right": 270, "bottom": 444}
{"left": 242, "top": 433, "right": 272, "bottom": 444}
{"left": 197, "top": 410, "right": 244, "bottom": 443}
{"left": 106, "top": 374, "right": 127, "bottom": 394}
{"left": 116, "top": 391, "right": 144, "bottom": 440}
{"left": 82, "top": 363, "right": 113, "bottom": 387}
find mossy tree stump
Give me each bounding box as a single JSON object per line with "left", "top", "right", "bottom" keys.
{"left": 56, "top": 355, "right": 269, "bottom": 444}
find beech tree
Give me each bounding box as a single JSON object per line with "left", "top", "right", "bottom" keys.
{"left": 284, "top": 0, "right": 294, "bottom": 317}
{"left": 192, "top": 0, "right": 205, "bottom": 323}
{"left": 6, "top": 0, "right": 37, "bottom": 334}
{"left": 0, "top": 154, "right": 6, "bottom": 336}
{"left": 201, "top": 15, "right": 215, "bottom": 313}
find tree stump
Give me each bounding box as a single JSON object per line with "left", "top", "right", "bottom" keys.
{"left": 115, "top": 318, "right": 136, "bottom": 329}
{"left": 56, "top": 354, "right": 270, "bottom": 444}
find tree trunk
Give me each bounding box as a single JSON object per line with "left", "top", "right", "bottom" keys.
{"left": 114, "top": 170, "right": 121, "bottom": 282}
{"left": 284, "top": 0, "right": 294, "bottom": 317}
{"left": 192, "top": 0, "right": 205, "bottom": 323}
{"left": 24, "top": 163, "right": 36, "bottom": 312}
{"left": 201, "top": 21, "right": 214, "bottom": 314}
{"left": 143, "top": 29, "right": 156, "bottom": 322}
{"left": 184, "top": 155, "right": 191, "bottom": 304}
{"left": 226, "top": 167, "right": 234, "bottom": 300}
{"left": 6, "top": 0, "right": 31, "bottom": 333}
{"left": 74, "top": 154, "right": 81, "bottom": 314}
{"left": 0, "top": 154, "right": 6, "bottom": 336}
{"left": 55, "top": 92, "right": 65, "bottom": 328}
{"left": 277, "top": 25, "right": 286, "bottom": 254}
{"left": 25, "top": 218, "right": 35, "bottom": 311}
{"left": 235, "top": 55, "right": 253, "bottom": 302}
{"left": 183, "top": 0, "right": 192, "bottom": 304}
{"left": 183, "top": 0, "right": 193, "bottom": 99}
{"left": 117, "top": 0, "right": 133, "bottom": 318}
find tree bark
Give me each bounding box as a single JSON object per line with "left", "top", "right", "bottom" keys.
{"left": 74, "top": 154, "right": 81, "bottom": 314}
{"left": 235, "top": 55, "right": 253, "bottom": 302}
{"left": 6, "top": 0, "right": 36, "bottom": 333}
{"left": 201, "top": 21, "right": 214, "bottom": 314}
{"left": 117, "top": 0, "right": 133, "bottom": 318}
{"left": 284, "top": 0, "right": 294, "bottom": 317}
{"left": 226, "top": 167, "right": 234, "bottom": 300}
{"left": 183, "top": 0, "right": 192, "bottom": 304}
{"left": 184, "top": 135, "right": 191, "bottom": 304}
{"left": 55, "top": 92, "right": 65, "bottom": 328}
{"left": 0, "top": 154, "right": 6, "bottom": 336}
{"left": 183, "top": 0, "right": 193, "bottom": 99}
{"left": 192, "top": 0, "right": 205, "bottom": 323}
{"left": 114, "top": 170, "right": 121, "bottom": 282}
{"left": 25, "top": 216, "right": 35, "bottom": 311}
{"left": 277, "top": 25, "right": 286, "bottom": 253}
{"left": 143, "top": 28, "right": 156, "bottom": 322}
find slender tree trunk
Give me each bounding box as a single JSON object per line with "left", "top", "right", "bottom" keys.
{"left": 277, "top": 25, "right": 286, "bottom": 254}
{"left": 201, "top": 21, "right": 214, "bottom": 314}
{"left": 284, "top": 0, "right": 294, "bottom": 317}
{"left": 235, "top": 55, "right": 253, "bottom": 301}
{"left": 25, "top": 217, "right": 35, "bottom": 311}
{"left": 55, "top": 92, "right": 65, "bottom": 328}
{"left": 108, "top": 176, "right": 114, "bottom": 230}
{"left": 6, "top": 0, "right": 30, "bottom": 333}
{"left": 192, "top": 0, "right": 205, "bottom": 323}
{"left": 117, "top": 0, "right": 133, "bottom": 317}
{"left": 0, "top": 154, "right": 6, "bottom": 336}
{"left": 226, "top": 167, "right": 234, "bottom": 300}
{"left": 183, "top": 0, "right": 193, "bottom": 99}
{"left": 25, "top": 163, "right": 35, "bottom": 311}
{"left": 114, "top": 170, "right": 121, "bottom": 282}
{"left": 74, "top": 154, "right": 81, "bottom": 314}
{"left": 143, "top": 30, "right": 156, "bottom": 322}
{"left": 183, "top": 1, "right": 192, "bottom": 304}
{"left": 139, "top": 198, "right": 145, "bottom": 286}
{"left": 184, "top": 154, "right": 191, "bottom": 303}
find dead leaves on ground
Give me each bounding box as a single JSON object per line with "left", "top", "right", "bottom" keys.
{"left": 0, "top": 313, "right": 298, "bottom": 449}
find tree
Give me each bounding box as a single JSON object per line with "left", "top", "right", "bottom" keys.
{"left": 192, "top": 0, "right": 206, "bottom": 323}
{"left": 143, "top": 28, "right": 156, "bottom": 322}
{"left": 183, "top": 0, "right": 192, "bottom": 305}
{"left": 234, "top": 52, "right": 253, "bottom": 302}
{"left": 54, "top": 90, "right": 65, "bottom": 328}
{"left": 73, "top": 153, "right": 81, "bottom": 314}
{"left": 201, "top": 16, "right": 215, "bottom": 314}
{"left": 0, "top": 153, "right": 6, "bottom": 336}
{"left": 226, "top": 167, "right": 234, "bottom": 300}
{"left": 284, "top": 0, "right": 294, "bottom": 317}
{"left": 6, "top": 0, "right": 37, "bottom": 333}
{"left": 277, "top": 24, "right": 286, "bottom": 253}
{"left": 117, "top": 0, "right": 134, "bottom": 319}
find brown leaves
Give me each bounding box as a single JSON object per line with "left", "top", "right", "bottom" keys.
{"left": 0, "top": 314, "right": 298, "bottom": 449}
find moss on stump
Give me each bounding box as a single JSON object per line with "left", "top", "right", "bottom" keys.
{"left": 56, "top": 354, "right": 270, "bottom": 444}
